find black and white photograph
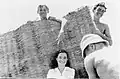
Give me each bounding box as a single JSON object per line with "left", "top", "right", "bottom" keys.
{"left": 0, "top": 0, "right": 120, "bottom": 79}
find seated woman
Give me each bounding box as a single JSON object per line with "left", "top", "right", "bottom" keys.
{"left": 47, "top": 49, "right": 75, "bottom": 79}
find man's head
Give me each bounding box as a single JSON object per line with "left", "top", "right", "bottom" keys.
{"left": 37, "top": 5, "right": 49, "bottom": 19}
{"left": 80, "top": 34, "right": 109, "bottom": 58}
{"left": 93, "top": 2, "right": 107, "bottom": 19}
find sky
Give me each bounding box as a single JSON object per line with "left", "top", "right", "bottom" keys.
{"left": 0, "top": 0, "right": 120, "bottom": 49}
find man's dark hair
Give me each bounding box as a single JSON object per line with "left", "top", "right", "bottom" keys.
{"left": 93, "top": 2, "right": 107, "bottom": 12}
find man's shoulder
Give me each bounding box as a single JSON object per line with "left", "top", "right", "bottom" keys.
{"left": 48, "top": 16, "right": 62, "bottom": 23}
{"left": 85, "top": 53, "right": 95, "bottom": 64}
{"left": 86, "top": 47, "right": 109, "bottom": 60}
{"left": 94, "top": 47, "right": 117, "bottom": 62}
{"left": 94, "top": 47, "right": 109, "bottom": 56}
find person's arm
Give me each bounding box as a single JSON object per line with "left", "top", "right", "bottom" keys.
{"left": 104, "top": 24, "right": 113, "bottom": 46}
{"left": 84, "top": 56, "right": 98, "bottom": 79}
{"left": 91, "top": 23, "right": 111, "bottom": 46}
{"left": 91, "top": 21, "right": 112, "bottom": 46}
{"left": 94, "top": 30, "right": 112, "bottom": 46}
{"left": 56, "top": 18, "right": 67, "bottom": 44}
{"left": 93, "top": 30, "right": 108, "bottom": 40}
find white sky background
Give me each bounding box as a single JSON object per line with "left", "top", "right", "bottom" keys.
{"left": 0, "top": 0, "right": 120, "bottom": 49}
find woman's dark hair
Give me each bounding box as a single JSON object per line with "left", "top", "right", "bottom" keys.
{"left": 93, "top": 2, "right": 107, "bottom": 12}
{"left": 49, "top": 49, "right": 71, "bottom": 69}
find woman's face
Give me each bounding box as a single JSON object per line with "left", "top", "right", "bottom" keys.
{"left": 56, "top": 53, "right": 68, "bottom": 66}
